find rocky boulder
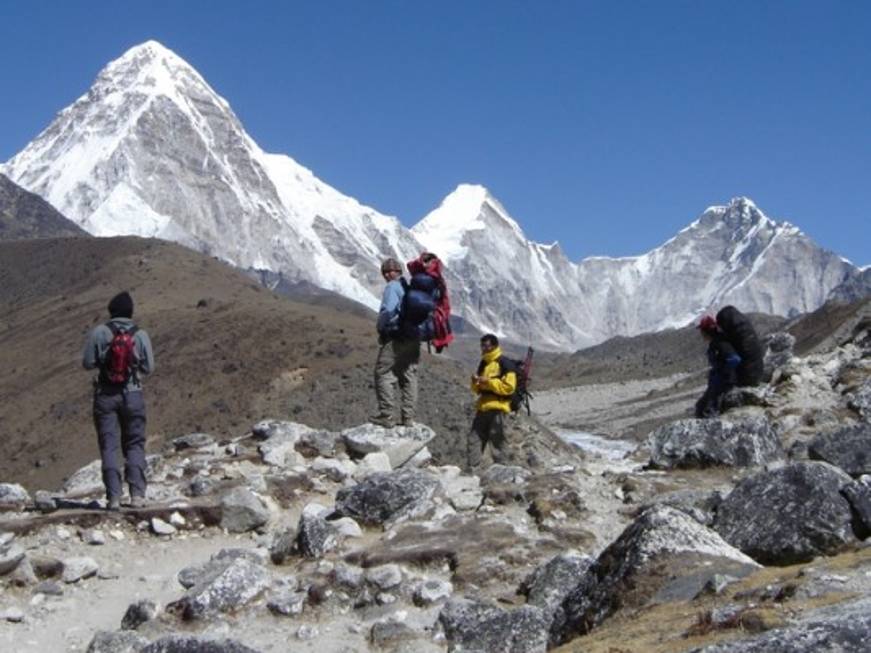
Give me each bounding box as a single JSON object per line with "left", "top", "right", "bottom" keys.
{"left": 763, "top": 331, "right": 796, "bottom": 380}
{"left": 553, "top": 506, "right": 759, "bottom": 645}
{"left": 86, "top": 630, "right": 148, "bottom": 653}
{"left": 714, "top": 462, "right": 858, "bottom": 564}
{"left": 687, "top": 596, "right": 871, "bottom": 652}
{"left": 170, "top": 557, "right": 270, "bottom": 620}
{"left": 848, "top": 377, "right": 871, "bottom": 422}
{"left": 334, "top": 469, "right": 441, "bottom": 526}
{"left": 648, "top": 416, "right": 783, "bottom": 470}
{"left": 141, "top": 635, "right": 262, "bottom": 652}
{"left": 842, "top": 475, "right": 871, "bottom": 538}
{"left": 296, "top": 503, "right": 337, "bottom": 558}
{"left": 219, "top": 487, "right": 270, "bottom": 533}
{"left": 808, "top": 423, "right": 871, "bottom": 477}
{"left": 438, "top": 598, "right": 549, "bottom": 653}
{"left": 0, "top": 483, "right": 31, "bottom": 511}
{"left": 341, "top": 422, "right": 435, "bottom": 468}
{"left": 518, "top": 551, "right": 593, "bottom": 642}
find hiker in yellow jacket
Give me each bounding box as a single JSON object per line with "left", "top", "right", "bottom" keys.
{"left": 468, "top": 333, "right": 517, "bottom": 469}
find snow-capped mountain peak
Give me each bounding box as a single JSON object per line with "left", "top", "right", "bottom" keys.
{"left": 1, "top": 40, "right": 422, "bottom": 309}
{"left": 412, "top": 183, "right": 528, "bottom": 262}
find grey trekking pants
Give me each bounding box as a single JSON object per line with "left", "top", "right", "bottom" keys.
{"left": 466, "top": 410, "right": 510, "bottom": 470}
{"left": 93, "top": 389, "right": 147, "bottom": 501}
{"left": 374, "top": 338, "right": 421, "bottom": 423}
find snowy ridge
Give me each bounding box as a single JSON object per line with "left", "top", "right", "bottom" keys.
{"left": 413, "top": 193, "right": 863, "bottom": 348}
{"left": 3, "top": 41, "right": 865, "bottom": 350}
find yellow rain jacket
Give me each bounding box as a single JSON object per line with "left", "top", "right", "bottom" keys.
{"left": 472, "top": 346, "right": 517, "bottom": 413}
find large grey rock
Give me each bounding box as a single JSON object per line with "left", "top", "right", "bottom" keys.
{"left": 519, "top": 552, "right": 593, "bottom": 640}
{"left": 0, "top": 543, "right": 25, "bottom": 575}
{"left": 553, "top": 506, "right": 759, "bottom": 645}
{"left": 341, "top": 422, "right": 435, "bottom": 468}
{"left": 641, "top": 488, "right": 725, "bottom": 527}
{"left": 687, "top": 596, "right": 871, "bottom": 652}
{"left": 842, "top": 475, "right": 871, "bottom": 538}
{"left": 86, "top": 630, "right": 148, "bottom": 653}
{"left": 714, "top": 462, "right": 858, "bottom": 564}
{"left": 251, "top": 419, "right": 314, "bottom": 441}
{"left": 269, "top": 528, "right": 297, "bottom": 565}
{"left": 439, "top": 598, "right": 549, "bottom": 653}
{"left": 648, "top": 416, "right": 783, "bottom": 469}
{"left": 296, "top": 504, "right": 337, "bottom": 558}
{"left": 177, "top": 549, "right": 265, "bottom": 588}
{"left": 170, "top": 558, "right": 270, "bottom": 620}
{"left": 141, "top": 635, "right": 262, "bottom": 652}
{"left": 763, "top": 331, "right": 795, "bottom": 380}
{"left": 334, "top": 469, "right": 441, "bottom": 526}
{"left": 121, "top": 599, "right": 160, "bottom": 629}
{"left": 0, "top": 483, "right": 31, "bottom": 511}
{"left": 171, "top": 432, "right": 216, "bottom": 451}
{"left": 62, "top": 556, "right": 99, "bottom": 583}
{"left": 847, "top": 377, "right": 871, "bottom": 422}
{"left": 219, "top": 487, "right": 269, "bottom": 533}
{"left": 808, "top": 423, "right": 871, "bottom": 477}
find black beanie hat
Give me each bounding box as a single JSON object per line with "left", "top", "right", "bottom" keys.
{"left": 108, "top": 291, "right": 134, "bottom": 318}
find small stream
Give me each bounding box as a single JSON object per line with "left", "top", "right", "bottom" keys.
{"left": 555, "top": 429, "right": 638, "bottom": 461}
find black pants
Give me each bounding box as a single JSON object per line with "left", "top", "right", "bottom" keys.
{"left": 93, "top": 390, "right": 147, "bottom": 500}
{"left": 466, "top": 411, "right": 509, "bottom": 470}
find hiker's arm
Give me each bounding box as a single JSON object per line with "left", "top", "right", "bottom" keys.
{"left": 376, "top": 283, "right": 403, "bottom": 334}
{"left": 481, "top": 370, "right": 517, "bottom": 397}
{"left": 137, "top": 331, "right": 155, "bottom": 375}
{"left": 81, "top": 327, "right": 102, "bottom": 370}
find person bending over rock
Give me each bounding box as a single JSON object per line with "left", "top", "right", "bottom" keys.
{"left": 695, "top": 315, "right": 741, "bottom": 418}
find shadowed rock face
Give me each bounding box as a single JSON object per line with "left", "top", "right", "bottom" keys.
{"left": 438, "top": 598, "right": 549, "bottom": 653}
{"left": 552, "top": 506, "right": 759, "bottom": 645}
{"left": 647, "top": 416, "right": 783, "bottom": 469}
{"left": 0, "top": 174, "right": 87, "bottom": 240}
{"left": 714, "top": 462, "right": 858, "bottom": 565}
{"left": 808, "top": 423, "right": 871, "bottom": 477}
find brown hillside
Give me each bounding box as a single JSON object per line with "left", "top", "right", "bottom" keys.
{"left": 0, "top": 237, "right": 473, "bottom": 492}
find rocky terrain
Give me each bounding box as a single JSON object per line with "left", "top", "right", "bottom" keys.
{"left": 1, "top": 296, "right": 869, "bottom": 652}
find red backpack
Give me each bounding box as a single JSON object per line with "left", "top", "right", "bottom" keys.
{"left": 103, "top": 323, "right": 139, "bottom": 385}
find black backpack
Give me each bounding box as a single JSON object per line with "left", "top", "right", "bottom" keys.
{"left": 477, "top": 347, "right": 535, "bottom": 414}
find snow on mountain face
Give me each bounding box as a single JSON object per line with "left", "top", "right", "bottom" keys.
{"left": 2, "top": 41, "right": 863, "bottom": 350}
{"left": 0, "top": 40, "right": 420, "bottom": 308}
{"left": 413, "top": 192, "right": 862, "bottom": 350}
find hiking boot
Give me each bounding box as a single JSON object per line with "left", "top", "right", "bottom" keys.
{"left": 106, "top": 498, "right": 121, "bottom": 512}
{"left": 369, "top": 415, "right": 395, "bottom": 428}
{"left": 130, "top": 495, "right": 148, "bottom": 509}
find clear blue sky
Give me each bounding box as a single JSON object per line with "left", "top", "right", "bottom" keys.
{"left": 1, "top": 1, "right": 868, "bottom": 265}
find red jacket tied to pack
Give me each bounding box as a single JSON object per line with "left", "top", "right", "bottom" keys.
{"left": 406, "top": 253, "right": 454, "bottom": 352}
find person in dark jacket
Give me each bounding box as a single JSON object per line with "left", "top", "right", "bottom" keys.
{"left": 695, "top": 315, "right": 741, "bottom": 418}
{"left": 716, "top": 305, "right": 764, "bottom": 386}
{"left": 82, "top": 291, "right": 155, "bottom": 511}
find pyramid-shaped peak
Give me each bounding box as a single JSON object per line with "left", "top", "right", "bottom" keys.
{"left": 111, "top": 40, "right": 191, "bottom": 70}
{"left": 92, "top": 40, "right": 212, "bottom": 100}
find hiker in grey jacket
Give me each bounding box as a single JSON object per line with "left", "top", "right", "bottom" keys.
{"left": 82, "top": 291, "right": 155, "bottom": 511}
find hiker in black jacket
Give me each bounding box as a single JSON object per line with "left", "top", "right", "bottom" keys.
{"left": 715, "top": 305, "right": 764, "bottom": 386}
{"left": 695, "top": 315, "right": 741, "bottom": 418}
